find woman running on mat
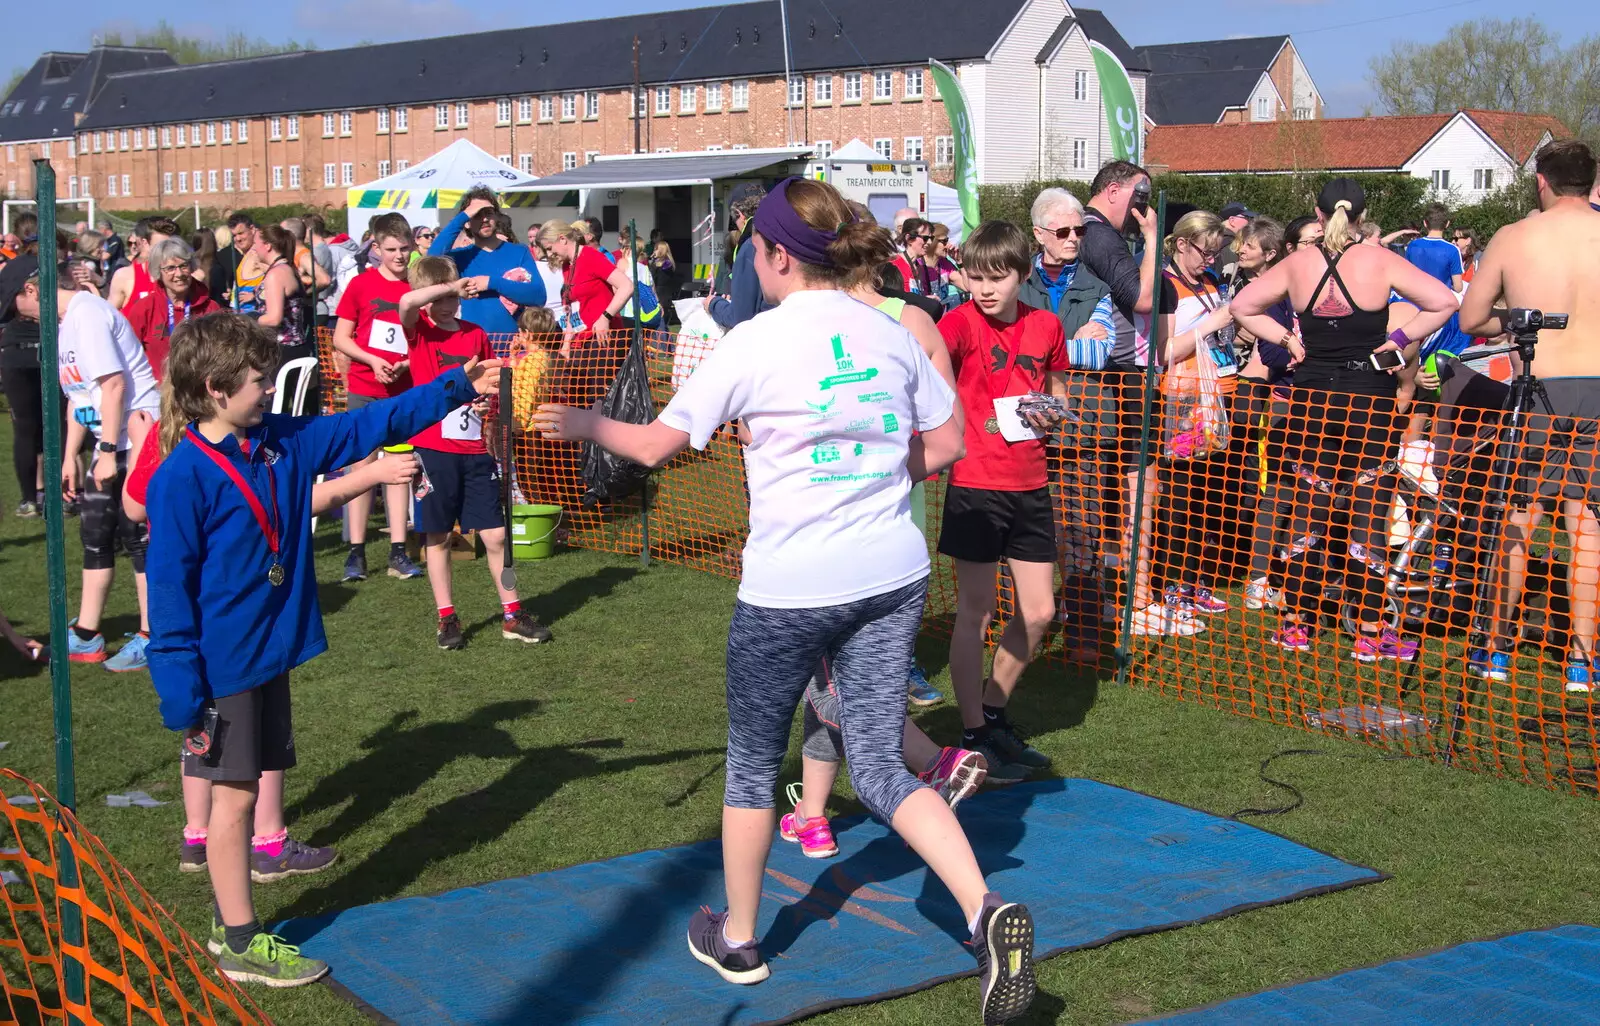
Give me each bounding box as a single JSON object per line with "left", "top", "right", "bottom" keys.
{"left": 532, "top": 177, "right": 1037, "bottom": 1024}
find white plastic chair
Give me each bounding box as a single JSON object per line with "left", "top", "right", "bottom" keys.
{"left": 272, "top": 356, "right": 319, "bottom": 417}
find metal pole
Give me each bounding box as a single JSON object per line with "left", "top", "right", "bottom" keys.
{"left": 34, "top": 158, "right": 88, "bottom": 1026}
{"left": 1115, "top": 191, "right": 1167, "bottom": 685}
{"left": 630, "top": 217, "right": 651, "bottom": 567}
{"left": 779, "top": 0, "right": 795, "bottom": 145}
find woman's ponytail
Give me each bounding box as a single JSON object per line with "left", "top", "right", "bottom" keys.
{"left": 1322, "top": 199, "right": 1356, "bottom": 254}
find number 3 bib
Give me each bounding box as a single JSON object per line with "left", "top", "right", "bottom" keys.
{"left": 368, "top": 320, "right": 407, "bottom": 356}
{"left": 441, "top": 404, "right": 483, "bottom": 442}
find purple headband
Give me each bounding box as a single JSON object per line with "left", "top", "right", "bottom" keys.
{"left": 752, "top": 177, "right": 851, "bottom": 268}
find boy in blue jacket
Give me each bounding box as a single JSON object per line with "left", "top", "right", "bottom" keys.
{"left": 428, "top": 186, "right": 546, "bottom": 334}
{"left": 145, "top": 312, "right": 501, "bottom": 986}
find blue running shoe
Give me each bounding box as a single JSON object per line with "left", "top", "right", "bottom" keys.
{"left": 387, "top": 551, "right": 423, "bottom": 580}
{"left": 342, "top": 548, "right": 368, "bottom": 583}
{"left": 1564, "top": 658, "right": 1593, "bottom": 695}
{"left": 104, "top": 632, "right": 149, "bottom": 673}
{"left": 66, "top": 619, "right": 105, "bottom": 664}
{"left": 907, "top": 664, "right": 942, "bottom": 707}
{"left": 1469, "top": 649, "right": 1509, "bottom": 682}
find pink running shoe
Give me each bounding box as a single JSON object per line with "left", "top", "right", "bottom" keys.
{"left": 1351, "top": 632, "right": 1383, "bottom": 664}
{"left": 1272, "top": 623, "right": 1313, "bottom": 652}
{"left": 778, "top": 784, "right": 838, "bottom": 859}
{"left": 917, "top": 747, "right": 989, "bottom": 811}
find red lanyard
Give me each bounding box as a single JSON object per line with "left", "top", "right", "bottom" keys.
{"left": 185, "top": 426, "right": 283, "bottom": 574}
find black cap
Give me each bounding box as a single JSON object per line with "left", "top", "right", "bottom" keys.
{"left": 1316, "top": 178, "right": 1367, "bottom": 220}
{"left": 0, "top": 253, "right": 39, "bottom": 326}
{"left": 1219, "top": 201, "right": 1258, "bottom": 220}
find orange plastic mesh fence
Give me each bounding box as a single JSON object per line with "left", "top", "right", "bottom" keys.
{"left": 314, "top": 332, "right": 1599, "bottom": 798}
{"left": 0, "top": 770, "right": 270, "bottom": 1025}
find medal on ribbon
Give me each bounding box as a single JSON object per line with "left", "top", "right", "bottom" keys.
{"left": 185, "top": 427, "right": 286, "bottom": 586}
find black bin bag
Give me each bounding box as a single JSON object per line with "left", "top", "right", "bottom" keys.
{"left": 580, "top": 340, "right": 655, "bottom": 506}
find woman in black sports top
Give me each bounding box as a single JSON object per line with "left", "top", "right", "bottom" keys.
{"left": 1230, "top": 179, "right": 1455, "bottom": 663}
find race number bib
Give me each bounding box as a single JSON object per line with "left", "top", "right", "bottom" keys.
{"left": 559, "top": 304, "right": 586, "bottom": 334}
{"left": 368, "top": 320, "right": 407, "bottom": 355}
{"left": 441, "top": 403, "right": 482, "bottom": 442}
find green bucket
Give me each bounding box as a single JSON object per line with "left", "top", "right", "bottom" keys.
{"left": 510, "top": 504, "right": 562, "bottom": 560}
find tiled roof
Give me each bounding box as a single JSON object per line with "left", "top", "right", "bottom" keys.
{"left": 0, "top": 47, "right": 174, "bottom": 142}
{"left": 1462, "top": 108, "right": 1568, "bottom": 164}
{"left": 76, "top": 0, "right": 1031, "bottom": 130}
{"left": 1071, "top": 10, "right": 1148, "bottom": 72}
{"left": 1134, "top": 36, "right": 1287, "bottom": 77}
{"left": 1144, "top": 69, "right": 1264, "bottom": 126}
{"left": 1146, "top": 114, "right": 1453, "bottom": 173}
{"left": 1146, "top": 110, "right": 1572, "bottom": 174}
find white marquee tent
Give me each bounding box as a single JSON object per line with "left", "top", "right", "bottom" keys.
{"left": 344, "top": 139, "right": 543, "bottom": 240}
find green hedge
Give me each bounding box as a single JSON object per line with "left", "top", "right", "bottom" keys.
{"left": 979, "top": 172, "right": 1431, "bottom": 234}
{"left": 103, "top": 203, "right": 347, "bottom": 234}
{"left": 1448, "top": 175, "right": 1539, "bottom": 240}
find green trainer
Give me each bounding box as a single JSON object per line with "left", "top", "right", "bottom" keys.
{"left": 215, "top": 932, "right": 329, "bottom": 988}
{"left": 206, "top": 915, "right": 225, "bottom": 956}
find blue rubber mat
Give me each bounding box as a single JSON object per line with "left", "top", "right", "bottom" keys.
{"left": 1154, "top": 925, "right": 1600, "bottom": 1025}
{"left": 275, "top": 778, "right": 1382, "bottom": 1025}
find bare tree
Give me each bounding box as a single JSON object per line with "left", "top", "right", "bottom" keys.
{"left": 1368, "top": 17, "right": 1598, "bottom": 142}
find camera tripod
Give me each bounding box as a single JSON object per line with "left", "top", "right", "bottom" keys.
{"left": 1441, "top": 315, "right": 1567, "bottom": 764}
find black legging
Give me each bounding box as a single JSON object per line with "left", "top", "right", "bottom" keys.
{"left": 1284, "top": 372, "right": 1401, "bottom": 625}
{"left": 3, "top": 364, "right": 46, "bottom": 503}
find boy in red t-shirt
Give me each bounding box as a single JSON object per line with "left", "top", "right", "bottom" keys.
{"left": 399, "top": 256, "right": 552, "bottom": 649}
{"left": 331, "top": 213, "right": 422, "bottom": 583}
{"left": 936, "top": 221, "right": 1070, "bottom": 786}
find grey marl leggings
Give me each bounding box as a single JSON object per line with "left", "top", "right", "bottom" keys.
{"left": 724, "top": 578, "right": 928, "bottom": 823}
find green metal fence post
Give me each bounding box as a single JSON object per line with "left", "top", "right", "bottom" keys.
{"left": 1115, "top": 191, "right": 1168, "bottom": 686}
{"left": 34, "top": 159, "right": 88, "bottom": 1026}
{"left": 629, "top": 218, "right": 652, "bottom": 567}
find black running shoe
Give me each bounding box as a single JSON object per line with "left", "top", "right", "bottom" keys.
{"left": 437, "top": 614, "right": 466, "bottom": 651}
{"left": 972, "top": 893, "right": 1036, "bottom": 1024}
{"left": 686, "top": 906, "right": 769, "bottom": 985}
{"left": 178, "top": 835, "right": 207, "bottom": 873}
{"left": 986, "top": 720, "right": 1052, "bottom": 770}
{"left": 501, "top": 610, "right": 552, "bottom": 644}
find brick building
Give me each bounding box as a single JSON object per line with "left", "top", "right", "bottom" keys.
{"left": 1137, "top": 35, "right": 1323, "bottom": 126}
{"left": 0, "top": 47, "right": 173, "bottom": 203}
{"left": 3, "top": 0, "right": 1326, "bottom": 217}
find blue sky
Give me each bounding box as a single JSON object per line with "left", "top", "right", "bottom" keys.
{"left": 4, "top": 0, "right": 1597, "bottom": 118}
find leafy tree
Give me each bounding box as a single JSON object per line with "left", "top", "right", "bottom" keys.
{"left": 1368, "top": 17, "right": 1600, "bottom": 144}
{"left": 3, "top": 67, "right": 22, "bottom": 99}
{"left": 96, "top": 21, "right": 315, "bottom": 64}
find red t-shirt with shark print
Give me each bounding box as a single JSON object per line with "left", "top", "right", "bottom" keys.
{"left": 336, "top": 268, "right": 415, "bottom": 398}
{"left": 937, "top": 301, "right": 1066, "bottom": 492}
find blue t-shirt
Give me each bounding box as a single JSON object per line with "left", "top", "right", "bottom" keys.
{"left": 1405, "top": 237, "right": 1463, "bottom": 289}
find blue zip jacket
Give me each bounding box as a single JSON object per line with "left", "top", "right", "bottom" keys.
{"left": 707, "top": 237, "right": 771, "bottom": 330}
{"left": 428, "top": 210, "right": 547, "bottom": 334}
{"left": 145, "top": 367, "right": 477, "bottom": 731}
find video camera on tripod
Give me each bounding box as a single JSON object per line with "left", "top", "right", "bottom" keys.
{"left": 1507, "top": 308, "right": 1568, "bottom": 338}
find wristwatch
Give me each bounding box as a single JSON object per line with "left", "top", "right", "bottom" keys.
{"left": 96, "top": 441, "right": 118, "bottom": 454}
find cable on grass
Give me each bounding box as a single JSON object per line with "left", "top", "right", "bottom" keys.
{"left": 1231, "top": 747, "right": 1420, "bottom": 819}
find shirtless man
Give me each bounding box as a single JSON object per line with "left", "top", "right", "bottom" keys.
{"left": 106, "top": 217, "right": 178, "bottom": 310}
{"left": 1459, "top": 140, "right": 1600, "bottom": 692}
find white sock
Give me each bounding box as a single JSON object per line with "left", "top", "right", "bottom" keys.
{"left": 967, "top": 907, "right": 984, "bottom": 937}
{"left": 721, "top": 918, "right": 754, "bottom": 950}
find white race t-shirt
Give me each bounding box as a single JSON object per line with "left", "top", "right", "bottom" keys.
{"left": 57, "top": 292, "right": 160, "bottom": 450}
{"left": 659, "top": 289, "right": 955, "bottom": 608}
{"left": 537, "top": 261, "right": 565, "bottom": 317}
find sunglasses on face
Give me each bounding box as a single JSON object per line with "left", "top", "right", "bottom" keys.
{"left": 1038, "top": 224, "right": 1087, "bottom": 240}
{"left": 911, "top": 234, "right": 934, "bottom": 243}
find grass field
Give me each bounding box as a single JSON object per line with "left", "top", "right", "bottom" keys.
{"left": 3, "top": 421, "right": 1600, "bottom": 1025}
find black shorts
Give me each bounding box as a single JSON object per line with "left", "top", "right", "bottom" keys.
{"left": 80, "top": 448, "right": 147, "bottom": 572}
{"left": 937, "top": 485, "right": 1057, "bottom": 564}
{"left": 1102, "top": 366, "right": 1157, "bottom": 472}
{"left": 182, "top": 673, "right": 296, "bottom": 782}
{"left": 1519, "top": 377, "right": 1600, "bottom": 508}
{"left": 415, "top": 449, "right": 502, "bottom": 534}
